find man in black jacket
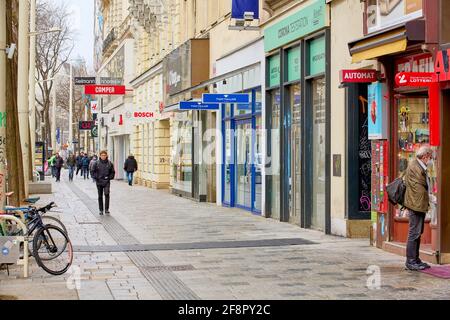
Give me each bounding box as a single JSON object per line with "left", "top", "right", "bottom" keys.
{"left": 55, "top": 153, "right": 64, "bottom": 182}
{"left": 91, "top": 150, "right": 115, "bottom": 215}
{"left": 124, "top": 155, "right": 138, "bottom": 186}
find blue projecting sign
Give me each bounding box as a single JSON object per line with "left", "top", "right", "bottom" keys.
{"left": 202, "top": 93, "right": 250, "bottom": 104}
{"left": 180, "top": 101, "right": 219, "bottom": 110}
{"left": 231, "top": 0, "right": 259, "bottom": 19}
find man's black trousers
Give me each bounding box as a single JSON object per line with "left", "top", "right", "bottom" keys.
{"left": 97, "top": 183, "right": 110, "bottom": 212}
{"left": 406, "top": 210, "right": 426, "bottom": 263}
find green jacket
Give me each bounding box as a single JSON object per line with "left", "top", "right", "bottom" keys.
{"left": 404, "top": 159, "right": 429, "bottom": 213}
{"left": 48, "top": 155, "right": 56, "bottom": 166}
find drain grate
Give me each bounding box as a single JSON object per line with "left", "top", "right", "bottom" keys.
{"left": 142, "top": 265, "right": 195, "bottom": 272}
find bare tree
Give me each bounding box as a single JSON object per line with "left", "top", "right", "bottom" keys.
{"left": 35, "top": 0, "right": 74, "bottom": 149}
{"left": 5, "top": 0, "right": 25, "bottom": 206}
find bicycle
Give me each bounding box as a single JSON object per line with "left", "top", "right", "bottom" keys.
{"left": 1, "top": 202, "right": 73, "bottom": 276}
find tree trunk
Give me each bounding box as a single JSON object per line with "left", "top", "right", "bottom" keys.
{"left": 5, "top": 0, "right": 26, "bottom": 206}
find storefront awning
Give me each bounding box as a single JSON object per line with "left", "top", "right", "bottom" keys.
{"left": 349, "top": 27, "right": 408, "bottom": 63}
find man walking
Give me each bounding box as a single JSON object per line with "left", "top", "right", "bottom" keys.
{"left": 89, "top": 155, "right": 98, "bottom": 183}
{"left": 82, "top": 154, "right": 90, "bottom": 180}
{"left": 91, "top": 150, "right": 115, "bottom": 215}
{"left": 403, "top": 145, "right": 433, "bottom": 271}
{"left": 123, "top": 154, "right": 138, "bottom": 186}
{"left": 76, "top": 152, "right": 83, "bottom": 177}
{"left": 55, "top": 153, "right": 64, "bottom": 182}
{"left": 67, "top": 153, "right": 76, "bottom": 182}
{"left": 48, "top": 154, "right": 56, "bottom": 178}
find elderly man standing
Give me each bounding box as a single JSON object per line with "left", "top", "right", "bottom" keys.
{"left": 403, "top": 145, "right": 433, "bottom": 271}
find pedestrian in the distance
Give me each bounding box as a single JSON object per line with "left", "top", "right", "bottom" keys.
{"left": 76, "top": 152, "right": 83, "bottom": 177}
{"left": 55, "top": 153, "right": 64, "bottom": 182}
{"left": 82, "top": 154, "right": 90, "bottom": 180}
{"left": 91, "top": 150, "right": 115, "bottom": 215}
{"left": 123, "top": 154, "right": 138, "bottom": 186}
{"left": 403, "top": 145, "right": 433, "bottom": 271}
{"left": 67, "top": 153, "right": 76, "bottom": 182}
{"left": 89, "top": 155, "right": 98, "bottom": 183}
{"left": 48, "top": 154, "right": 56, "bottom": 177}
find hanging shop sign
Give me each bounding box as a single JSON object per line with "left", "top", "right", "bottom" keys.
{"left": 91, "top": 126, "right": 98, "bottom": 138}
{"left": 90, "top": 101, "right": 99, "bottom": 114}
{"left": 231, "top": 0, "right": 259, "bottom": 19}
{"left": 264, "top": 0, "right": 326, "bottom": 52}
{"left": 100, "top": 77, "right": 122, "bottom": 85}
{"left": 202, "top": 93, "right": 250, "bottom": 104}
{"left": 84, "top": 85, "right": 126, "bottom": 95}
{"left": 74, "top": 77, "right": 96, "bottom": 85}
{"left": 79, "top": 121, "right": 95, "bottom": 130}
{"left": 367, "top": 82, "right": 389, "bottom": 140}
{"left": 340, "top": 69, "right": 377, "bottom": 83}
{"left": 367, "top": 0, "right": 423, "bottom": 34}
{"left": 179, "top": 101, "right": 219, "bottom": 110}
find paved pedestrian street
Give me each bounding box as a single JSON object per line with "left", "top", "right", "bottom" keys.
{"left": 1, "top": 172, "right": 449, "bottom": 300}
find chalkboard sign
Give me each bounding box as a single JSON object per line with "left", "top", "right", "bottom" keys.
{"left": 359, "top": 98, "right": 372, "bottom": 212}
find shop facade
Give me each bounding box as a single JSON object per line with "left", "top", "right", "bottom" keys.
{"left": 263, "top": 0, "right": 331, "bottom": 232}
{"left": 214, "top": 39, "right": 264, "bottom": 214}
{"left": 162, "top": 39, "right": 213, "bottom": 202}
{"left": 346, "top": 0, "right": 450, "bottom": 263}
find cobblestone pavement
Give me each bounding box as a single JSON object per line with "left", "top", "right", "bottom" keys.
{"left": 1, "top": 170, "right": 450, "bottom": 300}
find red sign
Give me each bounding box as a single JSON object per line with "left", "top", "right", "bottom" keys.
{"left": 134, "top": 112, "right": 154, "bottom": 118}
{"left": 79, "top": 121, "right": 94, "bottom": 130}
{"left": 395, "top": 72, "right": 435, "bottom": 87}
{"left": 84, "top": 85, "right": 126, "bottom": 95}
{"left": 340, "top": 69, "right": 377, "bottom": 83}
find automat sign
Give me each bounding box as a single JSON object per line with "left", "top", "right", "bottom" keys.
{"left": 340, "top": 69, "right": 377, "bottom": 83}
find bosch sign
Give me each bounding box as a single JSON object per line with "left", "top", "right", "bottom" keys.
{"left": 134, "top": 112, "right": 154, "bottom": 118}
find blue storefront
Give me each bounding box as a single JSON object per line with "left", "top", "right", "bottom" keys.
{"left": 221, "top": 87, "right": 262, "bottom": 214}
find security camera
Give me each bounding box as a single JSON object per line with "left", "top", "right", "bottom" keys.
{"left": 6, "top": 43, "right": 16, "bottom": 59}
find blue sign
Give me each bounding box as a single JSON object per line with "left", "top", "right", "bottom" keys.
{"left": 202, "top": 93, "right": 250, "bottom": 104}
{"left": 56, "top": 127, "right": 60, "bottom": 144}
{"left": 367, "top": 82, "right": 388, "bottom": 140}
{"left": 2, "top": 247, "right": 9, "bottom": 256}
{"left": 180, "top": 101, "right": 219, "bottom": 110}
{"left": 232, "top": 0, "right": 259, "bottom": 19}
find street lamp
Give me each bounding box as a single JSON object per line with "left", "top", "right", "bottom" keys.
{"left": 67, "top": 58, "right": 85, "bottom": 153}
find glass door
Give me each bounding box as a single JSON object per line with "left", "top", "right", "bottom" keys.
{"left": 311, "top": 78, "right": 326, "bottom": 231}
{"left": 289, "top": 84, "right": 302, "bottom": 224}
{"left": 235, "top": 119, "right": 253, "bottom": 209}
{"left": 270, "top": 90, "right": 281, "bottom": 220}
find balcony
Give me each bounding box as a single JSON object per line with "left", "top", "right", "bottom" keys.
{"left": 103, "top": 28, "right": 117, "bottom": 57}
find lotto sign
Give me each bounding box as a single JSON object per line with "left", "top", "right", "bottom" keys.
{"left": 90, "top": 101, "right": 98, "bottom": 114}
{"left": 395, "top": 72, "right": 435, "bottom": 87}
{"left": 84, "top": 85, "right": 126, "bottom": 95}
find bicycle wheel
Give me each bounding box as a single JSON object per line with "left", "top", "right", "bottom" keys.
{"left": 41, "top": 216, "right": 68, "bottom": 234}
{"left": 32, "top": 225, "right": 73, "bottom": 276}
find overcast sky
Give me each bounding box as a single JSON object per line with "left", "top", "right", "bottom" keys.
{"left": 53, "top": 0, "right": 95, "bottom": 72}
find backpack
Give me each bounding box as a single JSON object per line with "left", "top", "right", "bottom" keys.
{"left": 386, "top": 177, "right": 406, "bottom": 206}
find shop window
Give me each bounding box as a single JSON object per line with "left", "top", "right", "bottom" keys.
{"left": 396, "top": 97, "right": 437, "bottom": 223}
{"left": 269, "top": 89, "right": 281, "bottom": 219}
{"left": 234, "top": 92, "right": 252, "bottom": 116}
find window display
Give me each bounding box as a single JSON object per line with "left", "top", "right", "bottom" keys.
{"left": 396, "top": 97, "right": 437, "bottom": 220}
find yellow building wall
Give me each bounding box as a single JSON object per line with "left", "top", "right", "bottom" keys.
{"left": 330, "top": 0, "right": 377, "bottom": 237}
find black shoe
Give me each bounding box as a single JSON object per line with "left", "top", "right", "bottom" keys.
{"left": 99, "top": 211, "right": 104, "bottom": 216}
{"left": 417, "top": 260, "right": 431, "bottom": 269}
{"left": 105, "top": 211, "right": 110, "bottom": 215}
{"left": 405, "top": 262, "right": 426, "bottom": 271}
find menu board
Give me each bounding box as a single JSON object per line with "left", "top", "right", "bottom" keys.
{"left": 35, "top": 142, "right": 45, "bottom": 180}
{"left": 371, "top": 140, "right": 389, "bottom": 213}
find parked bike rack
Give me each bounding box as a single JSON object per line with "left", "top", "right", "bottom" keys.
{"left": 0, "top": 215, "right": 29, "bottom": 278}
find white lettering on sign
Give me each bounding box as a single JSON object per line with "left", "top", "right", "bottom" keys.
{"left": 95, "top": 86, "right": 115, "bottom": 94}
{"left": 169, "top": 70, "right": 181, "bottom": 87}
{"left": 344, "top": 72, "right": 376, "bottom": 80}
{"left": 396, "top": 55, "right": 434, "bottom": 73}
